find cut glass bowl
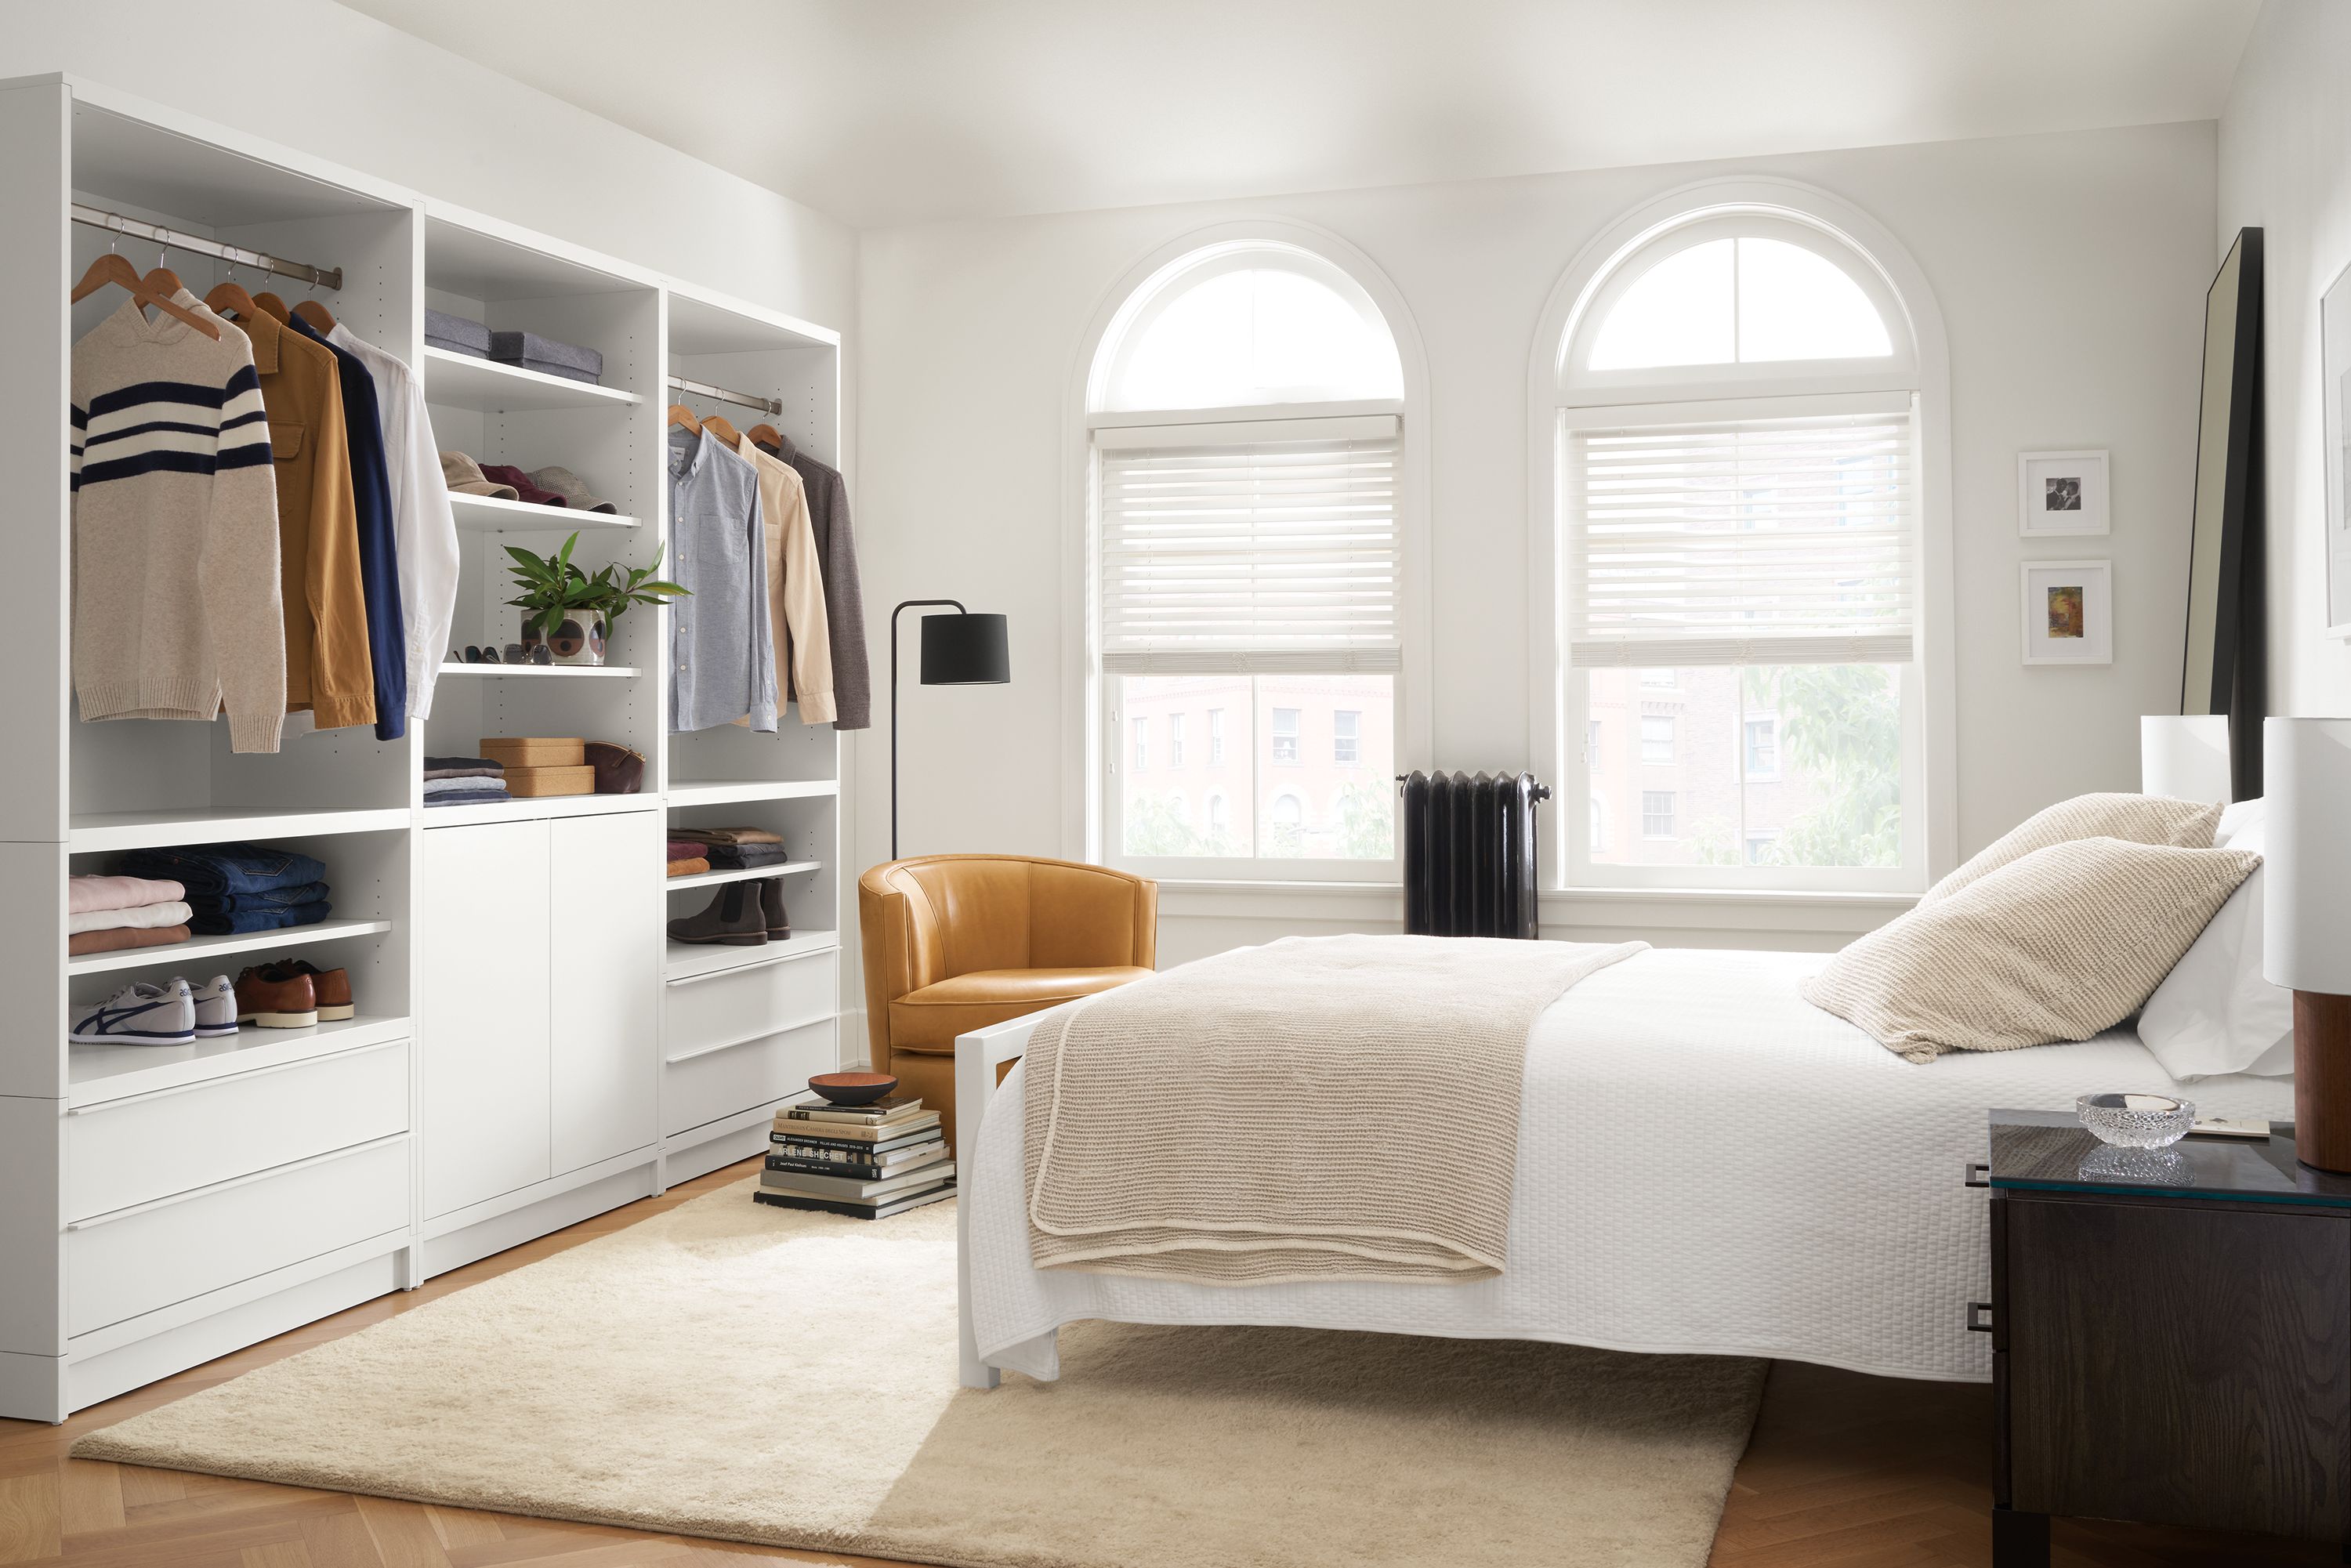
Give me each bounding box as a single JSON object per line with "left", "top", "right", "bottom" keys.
{"left": 2077, "top": 1092, "right": 2195, "bottom": 1149}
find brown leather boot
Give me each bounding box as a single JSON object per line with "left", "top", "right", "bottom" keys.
{"left": 235, "top": 965, "right": 318, "bottom": 1028}
{"left": 668, "top": 883, "right": 769, "bottom": 946}
{"left": 280, "top": 959, "right": 355, "bottom": 1020}
{"left": 758, "top": 878, "right": 790, "bottom": 940}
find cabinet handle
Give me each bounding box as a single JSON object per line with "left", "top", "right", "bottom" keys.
{"left": 1963, "top": 1161, "right": 1991, "bottom": 1189}
{"left": 1965, "top": 1301, "right": 1994, "bottom": 1334}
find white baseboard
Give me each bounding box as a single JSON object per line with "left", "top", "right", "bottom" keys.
{"left": 0, "top": 1348, "right": 63, "bottom": 1424}
{"left": 418, "top": 1164, "right": 658, "bottom": 1280}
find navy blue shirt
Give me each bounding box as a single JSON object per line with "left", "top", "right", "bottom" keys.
{"left": 288, "top": 312, "right": 408, "bottom": 740}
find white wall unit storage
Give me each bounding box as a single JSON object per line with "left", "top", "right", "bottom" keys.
{"left": 0, "top": 74, "right": 850, "bottom": 1422}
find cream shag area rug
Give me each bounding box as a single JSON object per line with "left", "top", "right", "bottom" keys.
{"left": 76, "top": 1178, "right": 1766, "bottom": 1568}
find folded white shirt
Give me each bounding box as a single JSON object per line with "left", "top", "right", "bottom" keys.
{"left": 68, "top": 900, "right": 194, "bottom": 936}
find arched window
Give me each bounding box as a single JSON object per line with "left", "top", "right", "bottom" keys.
{"left": 1539, "top": 183, "right": 1943, "bottom": 894}
{"left": 1088, "top": 233, "right": 1419, "bottom": 882}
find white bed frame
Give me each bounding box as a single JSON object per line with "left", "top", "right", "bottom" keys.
{"left": 954, "top": 1002, "right": 1082, "bottom": 1389}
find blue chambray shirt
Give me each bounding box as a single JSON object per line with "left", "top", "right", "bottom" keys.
{"left": 668, "top": 426, "right": 777, "bottom": 732}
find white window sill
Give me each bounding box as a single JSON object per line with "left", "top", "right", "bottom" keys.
{"left": 1150, "top": 878, "right": 1914, "bottom": 941}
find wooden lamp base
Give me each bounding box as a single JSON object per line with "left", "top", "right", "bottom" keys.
{"left": 2295, "top": 991, "right": 2351, "bottom": 1173}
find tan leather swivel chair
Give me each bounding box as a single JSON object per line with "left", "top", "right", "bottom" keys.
{"left": 858, "top": 854, "right": 1157, "bottom": 1153}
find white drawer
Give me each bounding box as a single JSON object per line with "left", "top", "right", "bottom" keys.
{"left": 68, "top": 1136, "right": 410, "bottom": 1338}
{"left": 665, "top": 1017, "right": 837, "bottom": 1136}
{"left": 665, "top": 950, "right": 836, "bottom": 1059}
{"left": 68, "top": 1042, "right": 411, "bottom": 1222}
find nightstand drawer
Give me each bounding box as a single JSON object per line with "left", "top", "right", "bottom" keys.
{"left": 67, "top": 1041, "right": 411, "bottom": 1222}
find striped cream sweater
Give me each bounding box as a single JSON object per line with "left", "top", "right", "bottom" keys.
{"left": 71, "top": 293, "right": 288, "bottom": 753}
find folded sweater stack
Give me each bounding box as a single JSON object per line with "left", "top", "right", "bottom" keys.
{"left": 68, "top": 874, "right": 194, "bottom": 958}
{"left": 426, "top": 755, "right": 509, "bottom": 806}
{"left": 112, "top": 842, "right": 331, "bottom": 936}
{"left": 666, "top": 838, "right": 709, "bottom": 878}
{"left": 670, "top": 826, "right": 789, "bottom": 870}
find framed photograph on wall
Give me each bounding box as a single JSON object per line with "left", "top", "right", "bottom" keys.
{"left": 2022, "top": 560, "right": 2114, "bottom": 665}
{"left": 2324, "top": 261, "right": 2351, "bottom": 636}
{"left": 2018, "top": 450, "right": 2110, "bottom": 537}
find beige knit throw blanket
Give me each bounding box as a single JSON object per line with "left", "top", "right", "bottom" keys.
{"left": 1024, "top": 933, "right": 1647, "bottom": 1286}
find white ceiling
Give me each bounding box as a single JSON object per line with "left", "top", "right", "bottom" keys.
{"left": 344, "top": 0, "right": 2260, "bottom": 230}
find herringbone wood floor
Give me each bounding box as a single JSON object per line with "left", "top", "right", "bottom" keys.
{"left": 0, "top": 1160, "right": 2335, "bottom": 1567}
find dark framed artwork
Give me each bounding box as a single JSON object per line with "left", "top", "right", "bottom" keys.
{"left": 2182, "top": 226, "right": 2266, "bottom": 799}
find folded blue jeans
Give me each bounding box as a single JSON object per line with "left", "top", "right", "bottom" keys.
{"left": 187, "top": 881, "right": 330, "bottom": 914}
{"left": 188, "top": 900, "right": 331, "bottom": 936}
{"left": 114, "top": 842, "right": 329, "bottom": 898}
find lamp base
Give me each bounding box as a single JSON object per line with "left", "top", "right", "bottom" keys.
{"left": 2295, "top": 991, "right": 2351, "bottom": 1174}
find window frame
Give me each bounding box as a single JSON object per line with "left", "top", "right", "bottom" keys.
{"left": 1527, "top": 178, "right": 1956, "bottom": 897}
{"left": 1074, "top": 222, "right": 1433, "bottom": 886}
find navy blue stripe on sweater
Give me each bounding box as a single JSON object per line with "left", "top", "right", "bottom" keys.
{"left": 80, "top": 450, "right": 226, "bottom": 485}
{"left": 85, "top": 418, "right": 219, "bottom": 449}
{"left": 85, "top": 379, "right": 234, "bottom": 418}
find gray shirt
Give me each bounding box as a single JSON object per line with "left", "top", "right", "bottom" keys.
{"left": 764, "top": 433, "right": 871, "bottom": 730}
{"left": 668, "top": 427, "right": 777, "bottom": 733}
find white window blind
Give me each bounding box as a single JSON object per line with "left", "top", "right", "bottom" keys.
{"left": 1096, "top": 414, "right": 1399, "bottom": 675}
{"left": 1565, "top": 398, "right": 1916, "bottom": 668}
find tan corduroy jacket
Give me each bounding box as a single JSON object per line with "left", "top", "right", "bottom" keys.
{"left": 234, "top": 307, "right": 375, "bottom": 730}
{"left": 736, "top": 434, "right": 835, "bottom": 725}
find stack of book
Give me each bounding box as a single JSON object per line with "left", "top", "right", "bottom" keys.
{"left": 755, "top": 1095, "right": 956, "bottom": 1219}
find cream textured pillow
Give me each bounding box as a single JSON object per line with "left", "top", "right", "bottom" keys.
{"left": 1804, "top": 837, "right": 2259, "bottom": 1063}
{"left": 1919, "top": 792, "right": 2221, "bottom": 906}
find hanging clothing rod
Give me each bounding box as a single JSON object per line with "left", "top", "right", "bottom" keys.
{"left": 666, "top": 373, "right": 783, "bottom": 418}
{"left": 71, "top": 204, "right": 344, "bottom": 292}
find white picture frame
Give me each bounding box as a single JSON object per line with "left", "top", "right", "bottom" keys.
{"left": 2323, "top": 262, "right": 2351, "bottom": 636}
{"left": 2021, "top": 559, "right": 2113, "bottom": 665}
{"left": 2017, "top": 450, "right": 2110, "bottom": 537}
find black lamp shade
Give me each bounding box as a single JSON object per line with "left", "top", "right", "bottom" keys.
{"left": 919, "top": 612, "right": 1009, "bottom": 685}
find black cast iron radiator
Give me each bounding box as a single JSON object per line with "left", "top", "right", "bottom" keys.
{"left": 1396, "top": 770, "right": 1550, "bottom": 940}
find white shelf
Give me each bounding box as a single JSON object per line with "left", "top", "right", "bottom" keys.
{"left": 421, "top": 795, "right": 658, "bottom": 828}
{"left": 68, "top": 1015, "right": 411, "bottom": 1108}
{"left": 422, "top": 347, "right": 639, "bottom": 413}
{"left": 664, "top": 860, "right": 820, "bottom": 892}
{"left": 448, "top": 493, "right": 639, "bottom": 531}
{"left": 70, "top": 806, "right": 411, "bottom": 855}
{"left": 69, "top": 918, "right": 394, "bottom": 977}
{"left": 436, "top": 662, "right": 640, "bottom": 679}
{"left": 665, "top": 779, "right": 839, "bottom": 809}
{"left": 664, "top": 929, "right": 839, "bottom": 984}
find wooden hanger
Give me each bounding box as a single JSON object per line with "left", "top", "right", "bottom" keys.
{"left": 68, "top": 252, "right": 220, "bottom": 339}
{"left": 205, "top": 273, "right": 263, "bottom": 324}
{"left": 746, "top": 422, "right": 781, "bottom": 448}
{"left": 292, "top": 298, "right": 336, "bottom": 334}
{"left": 138, "top": 265, "right": 184, "bottom": 299}
{"left": 666, "top": 403, "right": 703, "bottom": 435}
{"left": 251, "top": 291, "right": 292, "bottom": 323}
{"left": 699, "top": 411, "right": 742, "bottom": 448}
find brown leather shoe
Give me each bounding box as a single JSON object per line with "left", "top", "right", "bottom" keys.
{"left": 668, "top": 884, "right": 768, "bottom": 946}
{"left": 235, "top": 965, "right": 318, "bottom": 1028}
{"left": 279, "top": 959, "right": 355, "bottom": 1020}
{"left": 759, "top": 878, "right": 790, "bottom": 940}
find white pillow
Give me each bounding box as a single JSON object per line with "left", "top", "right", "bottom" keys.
{"left": 2138, "top": 810, "right": 2292, "bottom": 1079}
{"left": 2216, "top": 795, "right": 2265, "bottom": 846}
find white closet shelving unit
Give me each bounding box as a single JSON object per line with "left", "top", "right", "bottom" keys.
{"left": 0, "top": 74, "right": 849, "bottom": 1423}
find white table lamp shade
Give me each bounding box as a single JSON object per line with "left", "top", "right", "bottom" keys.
{"left": 2140, "top": 715, "right": 2231, "bottom": 804}
{"left": 2264, "top": 717, "right": 2351, "bottom": 994}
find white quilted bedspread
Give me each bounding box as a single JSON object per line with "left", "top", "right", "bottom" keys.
{"left": 969, "top": 947, "right": 2294, "bottom": 1383}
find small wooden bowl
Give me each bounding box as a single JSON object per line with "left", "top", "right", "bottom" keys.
{"left": 810, "top": 1071, "right": 898, "bottom": 1106}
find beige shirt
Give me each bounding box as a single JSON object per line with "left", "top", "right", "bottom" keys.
{"left": 736, "top": 435, "right": 835, "bottom": 725}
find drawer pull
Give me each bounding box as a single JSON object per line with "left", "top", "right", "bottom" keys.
{"left": 1965, "top": 1301, "right": 1994, "bottom": 1334}
{"left": 666, "top": 945, "right": 832, "bottom": 987}
{"left": 665, "top": 1010, "right": 835, "bottom": 1066}
{"left": 1964, "top": 1161, "right": 1991, "bottom": 1189}
{"left": 67, "top": 1037, "right": 406, "bottom": 1114}
{"left": 65, "top": 1132, "right": 411, "bottom": 1231}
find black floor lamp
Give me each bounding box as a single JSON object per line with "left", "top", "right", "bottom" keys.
{"left": 890, "top": 599, "right": 1010, "bottom": 860}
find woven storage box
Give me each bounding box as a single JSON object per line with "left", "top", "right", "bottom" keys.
{"left": 424, "top": 308, "right": 489, "bottom": 357}
{"left": 480, "top": 736, "right": 585, "bottom": 769}
{"left": 488, "top": 329, "right": 603, "bottom": 385}
{"left": 503, "top": 764, "right": 596, "bottom": 798}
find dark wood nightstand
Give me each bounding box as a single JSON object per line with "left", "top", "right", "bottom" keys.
{"left": 1980, "top": 1109, "right": 2351, "bottom": 1566}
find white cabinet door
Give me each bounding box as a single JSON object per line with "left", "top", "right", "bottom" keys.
{"left": 549, "top": 810, "right": 661, "bottom": 1174}
{"left": 418, "top": 820, "right": 552, "bottom": 1219}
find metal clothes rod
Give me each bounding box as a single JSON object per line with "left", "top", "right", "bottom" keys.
{"left": 666, "top": 373, "right": 783, "bottom": 418}
{"left": 71, "top": 204, "right": 343, "bottom": 292}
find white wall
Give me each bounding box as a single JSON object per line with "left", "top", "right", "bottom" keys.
{"left": 857, "top": 122, "right": 2219, "bottom": 954}
{"left": 0, "top": 0, "right": 856, "bottom": 345}
{"left": 2219, "top": 0, "right": 2351, "bottom": 719}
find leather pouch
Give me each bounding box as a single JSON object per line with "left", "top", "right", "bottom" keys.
{"left": 585, "top": 741, "right": 646, "bottom": 794}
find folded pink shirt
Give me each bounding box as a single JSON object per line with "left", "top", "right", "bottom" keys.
{"left": 69, "top": 874, "right": 187, "bottom": 914}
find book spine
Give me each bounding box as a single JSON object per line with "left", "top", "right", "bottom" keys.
{"left": 766, "top": 1155, "right": 895, "bottom": 1179}
{"left": 769, "top": 1131, "right": 939, "bottom": 1154}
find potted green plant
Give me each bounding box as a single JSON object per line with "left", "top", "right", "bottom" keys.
{"left": 504, "top": 532, "right": 689, "bottom": 666}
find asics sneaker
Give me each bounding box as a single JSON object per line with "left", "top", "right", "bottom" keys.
{"left": 70, "top": 979, "right": 197, "bottom": 1045}
{"left": 190, "top": 974, "right": 239, "bottom": 1037}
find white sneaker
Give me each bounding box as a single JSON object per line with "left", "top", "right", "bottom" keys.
{"left": 190, "top": 975, "right": 239, "bottom": 1038}
{"left": 70, "top": 980, "right": 197, "bottom": 1046}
